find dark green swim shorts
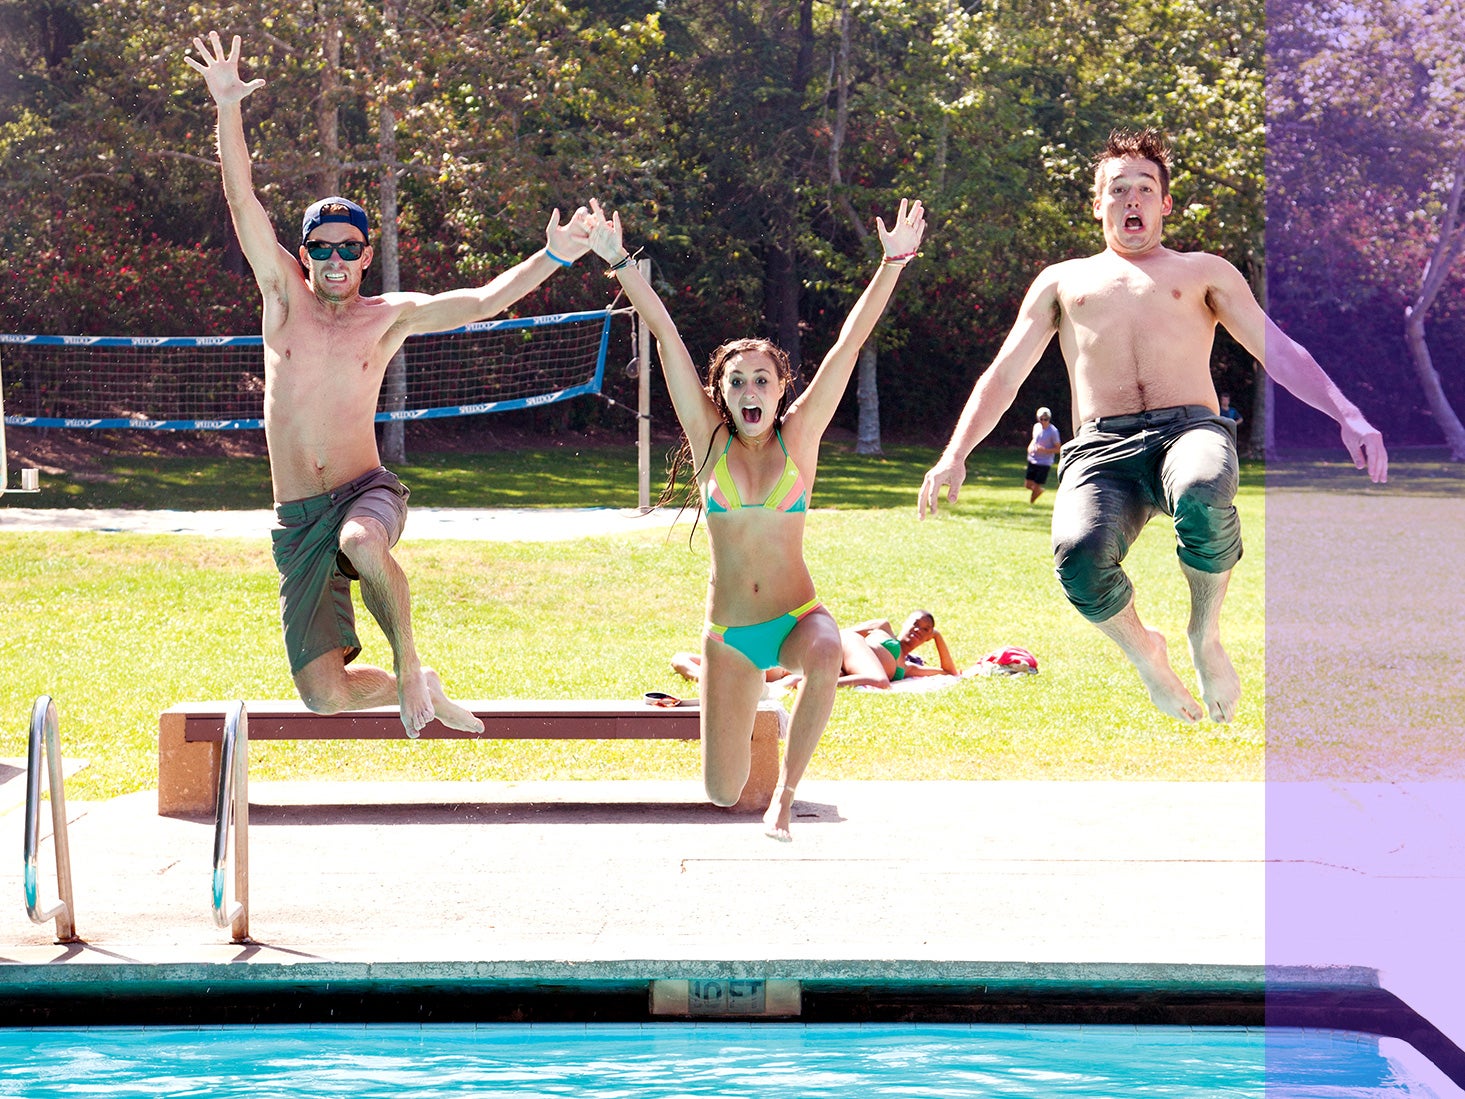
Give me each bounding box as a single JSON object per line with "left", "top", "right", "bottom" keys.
{"left": 270, "top": 466, "right": 410, "bottom": 675}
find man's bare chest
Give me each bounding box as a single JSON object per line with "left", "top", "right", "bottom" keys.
{"left": 267, "top": 312, "right": 397, "bottom": 388}
{"left": 1060, "top": 265, "right": 1211, "bottom": 340}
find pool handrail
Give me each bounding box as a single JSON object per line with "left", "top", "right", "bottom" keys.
{"left": 210, "top": 700, "right": 250, "bottom": 941}
{"left": 23, "top": 695, "right": 79, "bottom": 942}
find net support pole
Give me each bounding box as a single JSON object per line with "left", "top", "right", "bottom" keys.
{"left": 637, "top": 258, "right": 653, "bottom": 513}
{"left": 1, "top": 354, "right": 7, "bottom": 496}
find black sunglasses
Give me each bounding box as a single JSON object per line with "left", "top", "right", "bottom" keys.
{"left": 303, "top": 239, "right": 366, "bottom": 261}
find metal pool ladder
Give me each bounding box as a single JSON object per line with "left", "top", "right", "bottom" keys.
{"left": 23, "top": 695, "right": 80, "bottom": 942}
{"left": 212, "top": 700, "right": 250, "bottom": 942}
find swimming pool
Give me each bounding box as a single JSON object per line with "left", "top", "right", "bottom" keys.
{"left": 0, "top": 1023, "right": 1447, "bottom": 1098}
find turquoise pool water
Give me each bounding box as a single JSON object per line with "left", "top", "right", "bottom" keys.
{"left": 0, "top": 1023, "right": 1445, "bottom": 1097}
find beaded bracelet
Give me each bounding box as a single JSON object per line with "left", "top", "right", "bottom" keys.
{"left": 881, "top": 250, "right": 918, "bottom": 267}
{"left": 545, "top": 247, "right": 574, "bottom": 268}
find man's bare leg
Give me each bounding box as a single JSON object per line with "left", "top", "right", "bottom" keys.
{"left": 1182, "top": 563, "right": 1240, "bottom": 723}
{"left": 1091, "top": 597, "right": 1204, "bottom": 722}
{"left": 292, "top": 655, "right": 480, "bottom": 736}
{"left": 294, "top": 652, "right": 398, "bottom": 713}
{"left": 340, "top": 517, "right": 483, "bottom": 736}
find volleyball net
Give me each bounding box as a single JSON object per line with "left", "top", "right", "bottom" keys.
{"left": 0, "top": 308, "right": 622, "bottom": 431}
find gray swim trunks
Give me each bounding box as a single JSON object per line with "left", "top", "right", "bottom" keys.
{"left": 271, "top": 466, "right": 410, "bottom": 675}
{"left": 1051, "top": 405, "right": 1241, "bottom": 623}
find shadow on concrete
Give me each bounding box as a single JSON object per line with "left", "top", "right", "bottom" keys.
{"left": 243, "top": 799, "right": 847, "bottom": 828}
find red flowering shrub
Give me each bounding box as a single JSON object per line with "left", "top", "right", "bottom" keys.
{"left": 0, "top": 207, "right": 261, "bottom": 337}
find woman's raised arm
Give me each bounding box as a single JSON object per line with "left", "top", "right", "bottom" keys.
{"left": 585, "top": 199, "right": 721, "bottom": 452}
{"left": 784, "top": 198, "right": 926, "bottom": 440}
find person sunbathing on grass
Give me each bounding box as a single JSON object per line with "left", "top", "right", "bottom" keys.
{"left": 919, "top": 127, "right": 1387, "bottom": 724}
{"left": 836, "top": 611, "right": 960, "bottom": 687}
{"left": 671, "top": 609, "right": 960, "bottom": 689}
{"left": 584, "top": 196, "right": 925, "bottom": 841}
{"left": 188, "top": 32, "right": 590, "bottom": 737}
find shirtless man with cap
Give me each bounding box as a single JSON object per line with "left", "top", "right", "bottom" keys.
{"left": 188, "top": 31, "right": 591, "bottom": 736}
{"left": 919, "top": 128, "right": 1387, "bottom": 723}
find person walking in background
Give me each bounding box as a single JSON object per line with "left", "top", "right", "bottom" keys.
{"left": 1024, "top": 406, "right": 1063, "bottom": 503}
{"left": 1219, "top": 393, "right": 1243, "bottom": 429}
{"left": 584, "top": 196, "right": 925, "bottom": 840}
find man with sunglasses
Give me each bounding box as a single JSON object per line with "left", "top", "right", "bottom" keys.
{"left": 189, "top": 31, "right": 591, "bottom": 737}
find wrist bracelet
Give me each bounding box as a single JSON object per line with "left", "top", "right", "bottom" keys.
{"left": 605, "top": 246, "right": 643, "bottom": 278}
{"left": 545, "top": 247, "right": 574, "bottom": 268}
{"left": 881, "top": 249, "right": 918, "bottom": 266}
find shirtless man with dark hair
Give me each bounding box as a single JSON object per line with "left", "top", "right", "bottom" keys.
{"left": 920, "top": 128, "right": 1387, "bottom": 723}
{"left": 189, "top": 32, "right": 590, "bottom": 736}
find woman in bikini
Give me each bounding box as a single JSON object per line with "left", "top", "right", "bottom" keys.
{"left": 583, "top": 197, "right": 925, "bottom": 840}
{"left": 670, "top": 608, "right": 962, "bottom": 689}
{"left": 838, "top": 610, "right": 960, "bottom": 688}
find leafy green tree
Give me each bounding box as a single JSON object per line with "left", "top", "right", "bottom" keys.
{"left": 1, "top": 0, "right": 666, "bottom": 446}
{"left": 1, "top": 0, "right": 1282, "bottom": 450}
{"left": 829, "top": 0, "right": 1265, "bottom": 446}
{"left": 1270, "top": 0, "right": 1465, "bottom": 456}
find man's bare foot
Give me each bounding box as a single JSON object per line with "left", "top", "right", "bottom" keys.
{"left": 1129, "top": 628, "right": 1204, "bottom": 723}
{"left": 425, "top": 668, "right": 485, "bottom": 733}
{"left": 398, "top": 668, "right": 436, "bottom": 738}
{"left": 763, "top": 784, "right": 796, "bottom": 842}
{"left": 670, "top": 652, "right": 700, "bottom": 681}
{"left": 1189, "top": 634, "right": 1240, "bottom": 723}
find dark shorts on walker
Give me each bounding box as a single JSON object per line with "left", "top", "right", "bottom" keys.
{"left": 1024, "top": 461, "right": 1053, "bottom": 485}
{"left": 1051, "top": 405, "right": 1241, "bottom": 623}
{"left": 271, "top": 466, "right": 410, "bottom": 675}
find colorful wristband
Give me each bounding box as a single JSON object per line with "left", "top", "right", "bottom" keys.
{"left": 545, "top": 247, "right": 574, "bottom": 268}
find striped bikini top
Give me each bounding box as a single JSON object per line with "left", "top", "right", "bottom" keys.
{"left": 704, "top": 430, "right": 809, "bottom": 515}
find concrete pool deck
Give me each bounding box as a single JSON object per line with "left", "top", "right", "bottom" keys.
{"left": 3, "top": 770, "right": 1464, "bottom": 1060}
{"left": 6, "top": 777, "right": 1265, "bottom": 968}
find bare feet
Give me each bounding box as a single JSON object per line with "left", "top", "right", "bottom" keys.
{"left": 763, "top": 784, "right": 797, "bottom": 842}
{"left": 425, "top": 668, "right": 485, "bottom": 734}
{"left": 1129, "top": 627, "right": 1204, "bottom": 723}
{"left": 1189, "top": 634, "right": 1240, "bottom": 723}
{"left": 398, "top": 668, "right": 436, "bottom": 738}
{"left": 670, "top": 652, "right": 701, "bottom": 681}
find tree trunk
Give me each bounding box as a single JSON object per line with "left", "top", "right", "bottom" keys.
{"left": 758, "top": 0, "right": 814, "bottom": 376}
{"left": 378, "top": 0, "right": 406, "bottom": 465}
{"left": 1246, "top": 251, "right": 1266, "bottom": 457}
{"left": 794, "top": 0, "right": 813, "bottom": 91}
{"left": 854, "top": 344, "right": 881, "bottom": 455}
{"left": 764, "top": 233, "right": 801, "bottom": 373}
{"left": 315, "top": 13, "right": 341, "bottom": 198}
{"left": 1404, "top": 311, "right": 1465, "bottom": 459}
{"left": 828, "top": 0, "right": 882, "bottom": 454}
{"left": 1403, "top": 148, "right": 1465, "bottom": 460}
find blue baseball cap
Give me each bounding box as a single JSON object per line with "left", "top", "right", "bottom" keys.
{"left": 301, "top": 197, "right": 370, "bottom": 243}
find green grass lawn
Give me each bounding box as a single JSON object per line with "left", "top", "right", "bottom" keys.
{"left": 0, "top": 443, "right": 1276, "bottom": 799}
{"left": 12, "top": 442, "right": 999, "bottom": 511}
